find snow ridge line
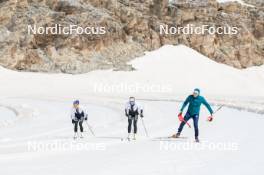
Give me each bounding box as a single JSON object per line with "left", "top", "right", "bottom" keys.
{"left": 137, "top": 98, "right": 264, "bottom": 115}
{"left": 217, "top": 0, "right": 255, "bottom": 7}
{"left": 0, "top": 104, "right": 20, "bottom": 127}
{"left": 0, "top": 104, "right": 39, "bottom": 127}
{"left": 0, "top": 104, "right": 19, "bottom": 116}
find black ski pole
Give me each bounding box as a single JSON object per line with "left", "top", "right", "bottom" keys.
{"left": 85, "top": 121, "right": 95, "bottom": 136}
{"left": 141, "top": 118, "right": 149, "bottom": 137}
{"left": 207, "top": 105, "right": 224, "bottom": 122}
{"left": 214, "top": 105, "right": 224, "bottom": 114}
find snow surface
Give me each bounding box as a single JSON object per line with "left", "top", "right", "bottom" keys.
{"left": 0, "top": 45, "right": 264, "bottom": 99}
{"left": 0, "top": 45, "right": 264, "bottom": 175}
{"left": 0, "top": 99, "right": 263, "bottom": 175}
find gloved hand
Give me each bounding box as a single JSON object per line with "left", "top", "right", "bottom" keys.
{"left": 72, "top": 119, "right": 75, "bottom": 124}
{"left": 140, "top": 113, "right": 144, "bottom": 118}
{"left": 125, "top": 113, "right": 129, "bottom": 117}
{"left": 178, "top": 112, "right": 184, "bottom": 122}
{"left": 84, "top": 117, "right": 88, "bottom": 121}
{"left": 207, "top": 116, "right": 213, "bottom": 122}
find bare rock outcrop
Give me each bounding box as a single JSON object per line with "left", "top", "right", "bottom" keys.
{"left": 0, "top": 0, "right": 263, "bottom": 73}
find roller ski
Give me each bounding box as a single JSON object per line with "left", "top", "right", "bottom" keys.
{"left": 73, "top": 132, "right": 84, "bottom": 139}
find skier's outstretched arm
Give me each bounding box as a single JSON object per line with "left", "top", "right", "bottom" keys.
{"left": 84, "top": 110, "right": 88, "bottom": 121}
{"left": 202, "top": 98, "right": 213, "bottom": 115}
{"left": 139, "top": 105, "right": 144, "bottom": 118}
{"left": 70, "top": 108, "right": 76, "bottom": 124}
{"left": 71, "top": 109, "right": 75, "bottom": 120}
{"left": 79, "top": 107, "right": 88, "bottom": 121}
{"left": 125, "top": 103, "right": 129, "bottom": 117}
{"left": 180, "top": 96, "right": 191, "bottom": 112}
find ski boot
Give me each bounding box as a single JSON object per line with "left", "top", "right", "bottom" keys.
{"left": 80, "top": 133, "right": 84, "bottom": 139}
{"left": 171, "top": 133, "right": 181, "bottom": 138}
{"left": 195, "top": 137, "right": 200, "bottom": 143}
{"left": 133, "top": 133, "right": 136, "bottom": 140}
{"left": 73, "top": 132, "right": 78, "bottom": 139}
{"left": 127, "top": 133, "right": 131, "bottom": 141}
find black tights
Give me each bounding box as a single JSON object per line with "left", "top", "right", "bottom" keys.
{"left": 74, "top": 120, "right": 83, "bottom": 132}
{"left": 128, "top": 117, "right": 138, "bottom": 134}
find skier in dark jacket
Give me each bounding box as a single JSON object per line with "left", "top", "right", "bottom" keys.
{"left": 125, "top": 97, "right": 144, "bottom": 140}
{"left": 172, "top": 88, "right": 214, "bottom": 142}
{"left": 71, "top": 100, "right": 88, "bottom": 139}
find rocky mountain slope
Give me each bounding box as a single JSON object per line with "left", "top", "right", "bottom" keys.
{"left": 243, "top": 0, "right": 264, "bottom": 7}
{"left": 0, "top": 0, "right": 263, "bottom": 73}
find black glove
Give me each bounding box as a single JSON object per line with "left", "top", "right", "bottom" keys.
{"left": 125, "top": 113, "right": 129, "bottom": 117}
{"left": 84, "top": 117, "right": 88, "bottom": 121}
{"left": 72, "top": 119, "right": 75, "bottom": 124}
{"left": 140, "top": 113, "right": 144, "bottom": 118}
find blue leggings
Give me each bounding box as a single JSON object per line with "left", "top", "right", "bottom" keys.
{"left": 178, "top": 113, "right": 199, "bottom": 137}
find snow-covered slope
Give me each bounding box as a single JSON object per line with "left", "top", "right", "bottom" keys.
{"left": 0, "top": 45, "right": 263, "bottom": 99}
{"left": 0, "top": 45, "right": 264, "bottom": 175}
{"left": 1, "top": 44, "right": 264, "bottom": 113}
{"left": 217, "top": 0, "right": 255, "bottom": 7}
{"left": 0, "top": 99, "right": 263, "bottom": 175}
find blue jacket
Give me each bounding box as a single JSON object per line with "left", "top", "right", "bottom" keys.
{"left": 180, "top": 95, "right": 213, "bottom": 116}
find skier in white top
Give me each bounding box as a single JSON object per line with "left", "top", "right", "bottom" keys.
{"left": 125, "top": 97, "right": 144, "bottom": 140}
{"left": 71, "top": 100, "right": 88, "bottom": 139}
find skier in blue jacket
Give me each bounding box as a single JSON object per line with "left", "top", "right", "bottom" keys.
{"left": 172, "top": 88, "right": 214, "bottom": 142}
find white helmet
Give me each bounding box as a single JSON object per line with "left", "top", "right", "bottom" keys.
{"left": 129, "top": 97, "right": 135, "bottom": 105}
